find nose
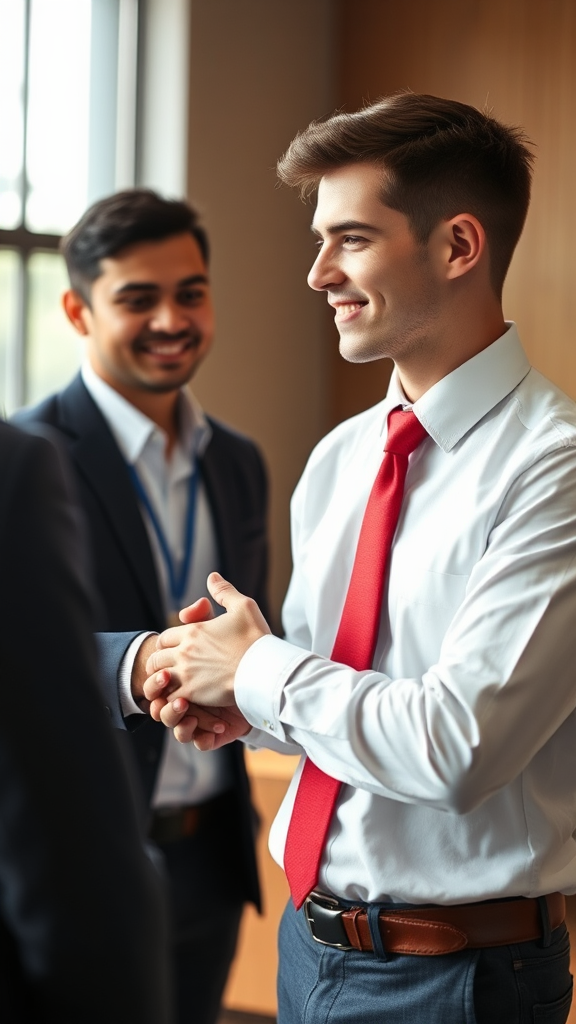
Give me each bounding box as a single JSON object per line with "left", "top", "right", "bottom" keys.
{"left": 149, "top": 300, "right": 189, "bottom": 334}
{"left": 307, "top": 245, "right": 346, "bottom": 292}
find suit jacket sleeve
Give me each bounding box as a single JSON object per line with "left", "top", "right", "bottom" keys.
{"left": 95, "top": 630, "right": 149, "bottom": 730}
{"left": 0, "top": 423, "right": 172, "bottom": 1023}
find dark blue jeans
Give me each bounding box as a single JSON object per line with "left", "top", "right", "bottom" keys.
{"left": 277, "top": 899, "right": 573, "bottom": 1023}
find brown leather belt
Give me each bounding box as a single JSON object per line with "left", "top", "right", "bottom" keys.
{"left": 304, "top": 890, "right": 566, "bottom": 955}
{"left": 148, "top": 790, "right": 234, "bottom": 845}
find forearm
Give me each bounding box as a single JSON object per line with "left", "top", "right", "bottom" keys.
{"left": 235, "top": 573, "right": 576, "bottom": 816}
{"left": 243, "top": 447, "right": 576, "bottom": 812}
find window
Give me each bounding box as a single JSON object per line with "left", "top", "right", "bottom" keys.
{"left": 0, "top": 0, "right": 139, "bottom": 414}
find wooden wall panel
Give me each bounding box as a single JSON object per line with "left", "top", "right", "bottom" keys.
{"left": 188, "top": 0, "right": 335, "bottom": 625}
{"left": 332, "top": 0, "right": 576, "bottom": 422}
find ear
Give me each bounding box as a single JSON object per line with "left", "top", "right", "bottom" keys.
{"left": 62, "top": 289, "right": 92, "bottom": 336}
{"left": 442, "top": 214, "right": 486, "bottom": 280}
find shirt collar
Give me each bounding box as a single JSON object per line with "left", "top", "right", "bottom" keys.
{"left": 81, "top": 360, "right": 212, "bottom": 465}
{"left": 383, "top": 322, "right": 531, "bottom": 452}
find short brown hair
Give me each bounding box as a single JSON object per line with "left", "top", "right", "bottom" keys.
{"left": 61, "top": 188, "right": 209, "bottom": 305}
{"left": 277, "top": 92, "right": 534, "bottom": 295}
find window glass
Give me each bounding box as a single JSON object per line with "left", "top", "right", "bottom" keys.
{"left": 26, "top": 252, "right": 83, "bottom": 405}
{"left": 1, "top": 0, "right": 136, "bottom": 411}
{"left": 26, "top": 0, "right": 92, "bottom": 233}
{"left": 0, "top": 0, "right": 25, "bottom": 229}
{"left": 0, "top": 250, "right": 20, "bottom": 416}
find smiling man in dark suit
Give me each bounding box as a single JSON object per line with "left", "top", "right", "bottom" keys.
{"left": 14, "top": 188, "right": 267, "bottom": 1024}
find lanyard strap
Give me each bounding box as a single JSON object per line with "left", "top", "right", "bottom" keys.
{"left": 128, "top": 463, "right": 199, "bottom": 611}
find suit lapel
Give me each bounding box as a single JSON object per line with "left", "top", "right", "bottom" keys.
{"left": 58, "top": 376, "right": 164, "bottom": 626}
{"left": 199, "top": 423, "right": 236, "bottom": 581}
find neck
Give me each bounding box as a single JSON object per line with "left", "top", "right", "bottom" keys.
{"left": 396, "top": 297, "right": 506, "bottom": 404}
{"left": 133, "top": 390, "right": 181, "bottom": 459}
{"left": 98, "top": 373, "right": 181, "bottom": 457}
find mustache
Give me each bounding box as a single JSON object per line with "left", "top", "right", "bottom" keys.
{"left": 134, "top": 329, "right": 203, "bottom": 347}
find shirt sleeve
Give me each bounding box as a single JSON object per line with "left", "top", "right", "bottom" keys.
{"left": 236, "top": 445, "right": 576, "bottom": 815}
{"left": 118, "top": 632, "right": 157, "bottom": 717}
{"left": 242, "top": 721, "right": 303, "bottom": 755}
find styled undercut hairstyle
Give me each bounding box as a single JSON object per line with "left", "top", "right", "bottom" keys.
{"left": 277, "top": 92, "right": 534, "bottom": 296}
{"left": 61, "top": 188, "right": 209, "bottom": 304}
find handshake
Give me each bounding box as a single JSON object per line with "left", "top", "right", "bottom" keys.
{"left": 133, "top": 572, "right": 270, "bottom": 748}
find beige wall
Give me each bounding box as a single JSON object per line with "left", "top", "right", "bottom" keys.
{"left": 332, "top": 0, "right": 576, "bottom": 423}
{"left": 186, "top": 0, "right": 336, "bottom": 624}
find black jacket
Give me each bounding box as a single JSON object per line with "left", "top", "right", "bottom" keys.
{"left": 15, "top": 374, "right": 268, "bottom": 909}
{"left": 0, "top": 421, "right": 171, "bottom": 1023}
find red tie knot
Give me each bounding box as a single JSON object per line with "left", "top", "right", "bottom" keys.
{"left": 384, "top": 407, "right": 428, "bottom": 457}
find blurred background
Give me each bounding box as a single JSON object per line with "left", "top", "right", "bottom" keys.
{"left": 1, "top": 1, "right": 575, "bottom": 1019}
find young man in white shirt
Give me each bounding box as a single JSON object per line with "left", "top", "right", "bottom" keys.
{"left": 144, "top": 94, "right": 576, "bottom": 1023}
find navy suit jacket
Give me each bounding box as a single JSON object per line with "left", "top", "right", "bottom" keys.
{"left": 0, "top": 421, "right": 172, "bottom": 1022}
{"left": 15, "top": 374, "right": 267, "bottom": 909}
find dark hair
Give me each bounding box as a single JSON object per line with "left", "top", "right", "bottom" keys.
{"left": 277, "top": 92, "right": 534, "bottom": 295}
{"left": 60, "top": 188, "right": 209, "bottom": 302}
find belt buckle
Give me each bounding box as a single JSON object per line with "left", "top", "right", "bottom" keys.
{"left": 304, "top": 891, "right": 354, "bottom": 950}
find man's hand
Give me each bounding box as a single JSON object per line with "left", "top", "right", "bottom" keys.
{"left": 144, "top": 572, "right": 270, "bottom": 708}
{"left": 149, "top": 688, "right": 251, "bottom": 747}
{"left": 135, "top": 596, "right": 233, "bottom": 741}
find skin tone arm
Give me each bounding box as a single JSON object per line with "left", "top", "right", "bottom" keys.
{"left": 143, "top": 573, "right": 271, "bottom": 745}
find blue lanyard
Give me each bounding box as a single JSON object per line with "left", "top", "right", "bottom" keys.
{"left": 128, "top": 463, "right": 199, "bottom": 612}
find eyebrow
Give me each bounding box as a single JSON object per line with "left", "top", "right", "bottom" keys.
{"left": 113, "top": 274, "right": 209, "bottom": 296}
{"left": 310, "top": 220, "right": 381, "bottom": 237}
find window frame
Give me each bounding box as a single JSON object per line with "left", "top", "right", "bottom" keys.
{"left": 0, "top": 0, "right": 141, "bottom": 411}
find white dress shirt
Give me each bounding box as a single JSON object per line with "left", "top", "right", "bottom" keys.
{"left": 82, "top": 362, "right": 232, "bottom": 807}
{"left": 236, "top": 324, "right": 576, "bottom": 905}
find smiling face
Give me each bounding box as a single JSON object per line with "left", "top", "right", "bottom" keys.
{"left": 308, "top": 162, "right": 446, "bottom": 368}
{"left": 66, "top": 232, "right": 214, "bottom": 405}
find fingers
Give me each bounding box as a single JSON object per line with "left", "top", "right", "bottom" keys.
{"left": 148, "top": 693, "right": 184, "bottom": 723}
{"left": 207, "top": 572, "right": 245, "bottom": 610}
{"left": 187, "top": 704, "right": 227, "bottom": 734}
{"left": 144, "top": 668, "right": 172, "bottom": 703}
{"left": 150, "top": 696, "right": 212, "bottom": 747}
{"left": 149, "top": 683, "right": 229, "bottom": 739}
{"left": 153, "top": 595, "right": 213, "bottom": 653}
{"left": 144, "top": 577, "right": 272, "bottom": 711}
{"left": 178, "top": 596, "right": 215, "bottom": 625}
{"left": 148, "top": 696, "right": 189, "bottom": 729}
{"left": 146, "top": 645, "right": 177, "bottom": 677}
{"left": 208, "top": 572, "right": 272, "bottom": 637}
{"left": 183, "top": 726, "right": 217, "bottom": 749}
{"left": 173, "top": 718, "right": 202, "bottom": 744}
{"left": 149, "top": 697, "right": 168, "bottom": 723}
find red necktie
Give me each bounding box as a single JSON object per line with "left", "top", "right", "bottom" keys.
{"left": 284, "top": 408, "right": 428, "bottom": 909}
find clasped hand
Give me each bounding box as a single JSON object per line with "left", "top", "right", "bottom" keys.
{"left": 143, "top": 572, "right": 270, "bottom": 747}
